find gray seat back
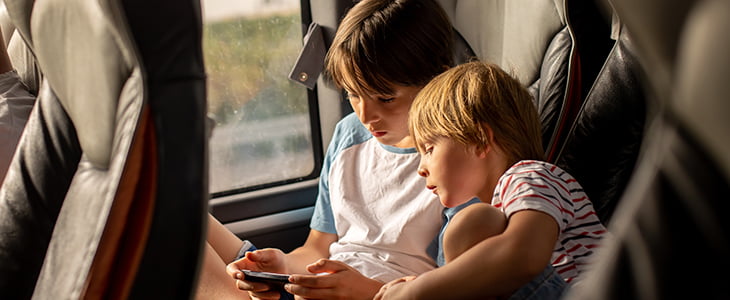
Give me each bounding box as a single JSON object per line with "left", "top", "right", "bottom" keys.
{"left": 0, "top": 0, "right": 208, "bottom": 298}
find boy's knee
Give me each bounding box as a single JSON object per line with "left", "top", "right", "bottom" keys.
{"left": 444, "top": 203, "right": 506, "bottom": 262}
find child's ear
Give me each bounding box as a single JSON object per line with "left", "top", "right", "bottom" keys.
{"left": 475, "top": 145, "right": 489, "bottom": 158}
{"left": 475, "top": 124, "right": 496, "bottom": 158}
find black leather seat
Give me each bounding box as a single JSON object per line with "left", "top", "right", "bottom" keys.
{"left": 554, "top": 22, "right": 648, "bottom": 225}
{"left": 0, "top": 0, "right": 208, "bottom": 298}
{"left": 564, "top": 0, "right": 730, "bottom": 298}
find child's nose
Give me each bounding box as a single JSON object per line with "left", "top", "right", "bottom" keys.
{"left": 417, "top": 166, "right": 429, "bottom": 177}
{"left": 357, "top": 99, "right": 379, "bottom": 125}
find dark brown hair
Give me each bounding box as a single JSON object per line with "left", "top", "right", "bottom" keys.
{"left": 325, "top": 0, "right": 453, "bottom": 96}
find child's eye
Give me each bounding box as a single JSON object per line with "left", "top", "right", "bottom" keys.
{"left": 379, "top": 97, "right": 395, "bottom": 103}
{"left": 347, "top": 94, "right": 360, "bottom": 102}
{"left": 424, "top": 145, "right": 434, "bottom": 154}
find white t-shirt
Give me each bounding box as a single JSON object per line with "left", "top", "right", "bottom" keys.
{"left": 310, "top": 113, "right": 444, "bottom": 282}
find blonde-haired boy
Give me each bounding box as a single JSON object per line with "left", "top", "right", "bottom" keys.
{"left": 376, "top": 61, "right": 608, "bottom": 299}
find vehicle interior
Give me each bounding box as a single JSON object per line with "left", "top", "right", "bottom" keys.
{"left": 0, "top": 0, "right": 727, "bottom": 298}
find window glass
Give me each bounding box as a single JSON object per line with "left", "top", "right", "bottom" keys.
{"left": 202, "top": 0, "right": 314, "bottom": 194}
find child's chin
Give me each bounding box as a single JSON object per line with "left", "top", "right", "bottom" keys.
{"left": 441, "top": 200, "right": 459, "bottom": 208}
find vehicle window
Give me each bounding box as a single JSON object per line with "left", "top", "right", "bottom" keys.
{"left": 201, "top": 0, "right": 317, "bottom": 195}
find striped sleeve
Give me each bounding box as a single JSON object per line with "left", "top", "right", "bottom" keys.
{"left": 493, "top": 160, "right": 610, "bottom": 283}
{"left": 496, "top": 163, "right": 573, "bottom": 232}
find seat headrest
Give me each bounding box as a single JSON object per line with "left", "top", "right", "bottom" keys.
{"left": 3, "top": 0, "right": 34, "bottom": 52}
{"left": 30, "top": 0, "right": 138, "bottom": 168}
{"left": 0, "top": 1, "right": 14, "bottom": 46}
{"left": 439, "top": 0, "right": 566, "bottom": 85}
{"left": 1, "top": 0, "right": 40, "bottom": 94}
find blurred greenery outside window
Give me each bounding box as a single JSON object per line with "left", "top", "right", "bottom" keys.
{"left": 202, "top": 0, "right": 315, "bottom": 195}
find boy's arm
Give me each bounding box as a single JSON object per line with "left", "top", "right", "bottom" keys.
{"left": 206, "top": 213, "right": 246, "bottom": 263}
{"left": 377, "top": 210, "right": 558, "bottom": 300}
{"left": 284, "top": 229, "right": 337, "bottom": 274}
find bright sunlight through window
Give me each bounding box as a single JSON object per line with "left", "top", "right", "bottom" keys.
{"left": 202, "top": 0, "right": 315, "bottom": 194}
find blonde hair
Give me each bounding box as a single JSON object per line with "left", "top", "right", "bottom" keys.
{"left": 410, "top": 61, "right": 544, "bottom": 165}
{"left": 324, "top": 0, "right": 453, "bottom": 97}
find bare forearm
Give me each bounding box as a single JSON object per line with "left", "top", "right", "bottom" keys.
{"left": 413, "top": 239, "right": 535, "bottom": 299}
{"left": 381, "top": 212, "right": 558, "bottom": 299}
{"left": 285, "top": 246, "right": 330, "bottom": 274}
{"left": 382, "top": 234, "right": 549, "bottom": 300}
{"left": 206, "top": 214, "right": 244, "bottom": 263}
{"left": 285, "top": 230, "right": 337, "bottom": 274}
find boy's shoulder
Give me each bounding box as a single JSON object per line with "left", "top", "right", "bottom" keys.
{"left": 505, "top": 160, "right": 553, "bottom": 173}
{"left": 505, "top": 160, "right": 581, "bottom": 189}
{"left": 331, "top": 112, "right": 372, "bottom": 149}
{"left": 336, "top": 112, "right": 364, "bottom": 130}
{"left": 504, "top": 160, "right": 571, "bottom": 181}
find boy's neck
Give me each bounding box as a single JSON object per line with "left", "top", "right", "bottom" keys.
{"left": 391, "top": 136, "right": 415, "bottom": 149}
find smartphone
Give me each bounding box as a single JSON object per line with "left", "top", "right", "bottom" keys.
{"left": 241, "top": 270, "right": 291, "bottom": 288}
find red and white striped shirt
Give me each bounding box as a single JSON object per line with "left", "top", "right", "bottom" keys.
{"left": 492, "top": 160, "right": 608, "bottom": 283}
